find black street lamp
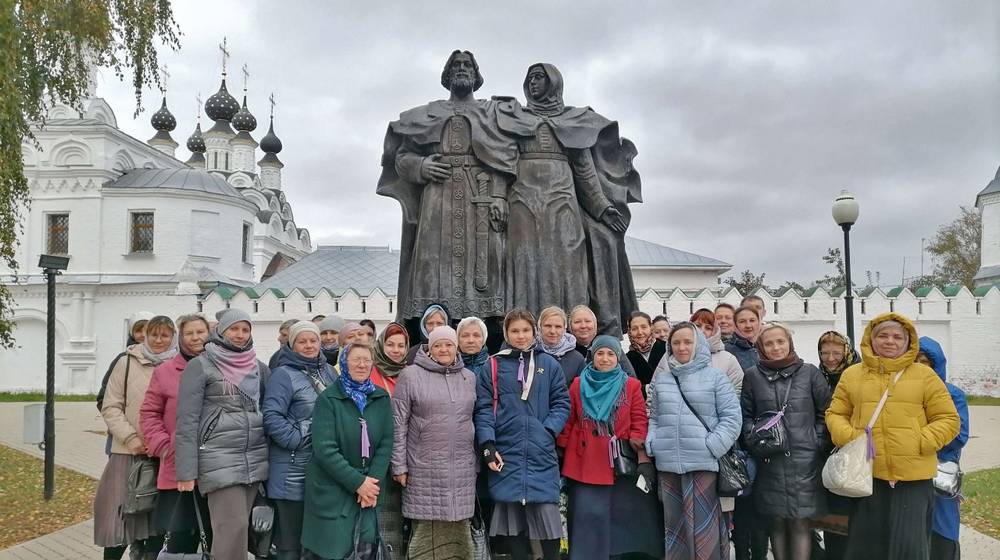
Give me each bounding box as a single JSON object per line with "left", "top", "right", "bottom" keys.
{"left": 38, "top": 254, "right": 69, "bottom": 500}
{"left": 832, "top": 191, "right": 860, "bottom": 345}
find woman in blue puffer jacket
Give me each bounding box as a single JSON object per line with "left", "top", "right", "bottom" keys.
{"left": 475, "top": 308, "right": 570, "bottom": 560}
{"left": 262, "top": 321, "right": 337, "bottom": 560}
{"left": 646, "top": 321, "right": 742, "bottom": 560}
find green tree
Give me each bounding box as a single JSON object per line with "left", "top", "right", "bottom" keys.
{"left": 815, "top": 247, "right": 848, "bottom": 291}
{"left": 724, "top": 269, "right": 768, "bottom": 295}
{"left": 0, "top": 1, "right": 179, "bottom": 347}
{"left": 925, "top": 206, "right": 982, "bottom": 288}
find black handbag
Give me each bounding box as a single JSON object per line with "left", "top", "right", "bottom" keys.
{"left": 671, "top": 372, "right": 752, "bottom": 497}
{"left": 346, "top": 508, "right": 393, "bottom": 560}
{"left": 743, "top": 378, "right": 795, "bottom": 458}
{"left": 611, "top": 435, "right": 638, "bottom": 477}
{"left": 157, "top": 493, "right": 211, "bottom": 559}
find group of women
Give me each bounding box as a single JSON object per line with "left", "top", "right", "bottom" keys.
{"left": 93, "top": 299, "right": 967, "bottom": 560}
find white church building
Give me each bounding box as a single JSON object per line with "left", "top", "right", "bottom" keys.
{"left": 2, "top": 66, "right": 999, "bottom": 397}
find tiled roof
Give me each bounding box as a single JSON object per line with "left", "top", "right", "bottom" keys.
{"left": 623, "top": 237, "right": 731, "bottom": 269}
{"left": 256, "top": 245, "right": 401, "bottom": 296}
{"left": 976, "top": 166, "right": 1000, "bottom": 206}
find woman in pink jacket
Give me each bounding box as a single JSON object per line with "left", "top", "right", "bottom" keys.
{"left": 139, "top": 314, "right": 211, "bottom": 554}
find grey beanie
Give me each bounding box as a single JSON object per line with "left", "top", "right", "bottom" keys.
{"left": 288, "top": 320, "right": 321, "bottom": 346}
{"left": 216, "top": 308, "right": 252, "bottom": 335}
{"left": 319, "top": 314, "right": 346, "bottom": 333}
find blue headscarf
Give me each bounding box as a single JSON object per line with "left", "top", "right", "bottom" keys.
{"left": 337, "top": 343, "right": 376, "bottom": 412}
{"left": 579, "top": 335, "right": 628, "bottom": 424}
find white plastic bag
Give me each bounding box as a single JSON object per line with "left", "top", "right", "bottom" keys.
{"left": 822, "top": 433, "right": 873, "bottom": 497}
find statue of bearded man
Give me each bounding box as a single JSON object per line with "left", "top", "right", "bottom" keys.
{"left": 378, "top": 50, "right": 517, "bottom": 337}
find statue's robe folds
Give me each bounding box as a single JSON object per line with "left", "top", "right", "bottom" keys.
{"left": 497, "top": 103, "right": 642, "bottom": 335}
{"left": 378, "top": 100, "right": 517, "bottom": 321}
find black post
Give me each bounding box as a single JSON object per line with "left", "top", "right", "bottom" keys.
{"left": 44, "top": 268, "right": 56, "bottom": 500}
{"left": 842, "top": 225, "right": 855, "bottom": 345}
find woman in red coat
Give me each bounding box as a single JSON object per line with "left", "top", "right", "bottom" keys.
{"left": 139, "top": 314, "right": 211, "bottom": 554}
{"left": 557, "top": 335, "right": 661, "bottom": 559}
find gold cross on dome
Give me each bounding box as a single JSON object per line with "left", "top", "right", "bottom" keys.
{"left": 219, "top": 36, "right": 230, "bottom": 77}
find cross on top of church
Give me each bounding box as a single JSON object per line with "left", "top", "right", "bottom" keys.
{"left": 241, "top": 63, "right": 250, "bottom": 93}
{"left": 195, "top": 92, "right": 202, "bottom": 121}
{"left": 219, "top": 36, "right": 230, "bottom": 77}
{"left": 269, "top": 92, "right": 276, "bottom": 118}
{"left": 159, "top": 64, "right": 169, "bottom": 95}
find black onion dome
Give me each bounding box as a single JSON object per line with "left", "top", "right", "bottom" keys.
{"left": 231, "top": 96, "right": 257, "bottom": 132}
{"left": 259, "top": 117, "right": 282, "bottom": 153}
{"left": 186, "top": 122, "right": 206, "bottom": 153}
{"left": 150, "top": 98, "right": 176, "bottom": 131}
{"left": 205, "top": 79, "right": 240, "bottom": 121}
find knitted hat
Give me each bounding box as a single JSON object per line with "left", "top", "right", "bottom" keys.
{"left": 216, "top": 308, "right": 252, "bottom": 335}
{"left": 319, "top": 314, "right": 346, "bottom": 333}
{"left": 288, "top": 321, "right": 320, "bottom": 346}
{"left": 590, "top": 334, "right": 623, "bottom": 358}
{"left": 428, "top": 325, "right": 458, "bottom": 348}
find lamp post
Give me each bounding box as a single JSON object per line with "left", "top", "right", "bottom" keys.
{"left": 38, "top": 254, "right": 69, "bottom": 500}
{"left": 832, "top": 191, "right": 860, "bottom": 345}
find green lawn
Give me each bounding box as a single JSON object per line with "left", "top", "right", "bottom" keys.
{"left": 0, "top": 445, "right": 98, "bottom": 548}
{"left": 967, "top": 395, "right": 1000, "bottom": 406}
{"left": 961, "top": 467, "right": 1000, "bottom": 540}
{"left": 0, "top": 392, "right": 96, "bottom": 402}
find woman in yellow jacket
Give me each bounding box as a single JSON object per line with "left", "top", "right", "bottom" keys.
{"left": 825, "top": 312, "right": 959, "bottom": 560}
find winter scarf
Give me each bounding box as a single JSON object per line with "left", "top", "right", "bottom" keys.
{"left": 629, "top": 334, "right": 654, "bottom": 356}
{"left": 337, "top": 344, "right": 376, "bottom": 412}
{"left": 756, "top": 325, "right": 801, "bottom": 371}
{"left": 203, "top": 331, "right": 259, "bottom": 397}
{"left": 373, "top": 322, "right": 409, "bottom": 378}
{"left": 140, "top": 338, "right": 178, "bottom": 366}
{"left": 537, "top": 331, "right": 577, "bottom": 358}
{"left": 579, "top": 335, "right": 627, "bottom": 424}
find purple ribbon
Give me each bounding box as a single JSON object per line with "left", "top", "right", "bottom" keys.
{"left": 865, "top": 426, "right": 875, "bottom": 461}
{"left": 517, "top": 354, "right": 526, "bottom": 386}
{"left": 754, "top": 410, "right": 786, "bottom": 433}
{"left": 360, "top": 418, "right": 370, "bottom": 461}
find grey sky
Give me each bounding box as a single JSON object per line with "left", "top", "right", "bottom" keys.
{"left": 97, "top": 0, "right": 1000, "bottom": 288}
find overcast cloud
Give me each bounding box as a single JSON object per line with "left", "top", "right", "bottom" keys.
{"left": 96, "top": 0, "right": 1000, "bottom": 288}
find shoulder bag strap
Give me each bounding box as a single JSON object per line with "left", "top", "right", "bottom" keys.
{"left": 490, "top": 356, "right": 499, "bottom": 415}
{"left": 866, "top": 369, "right": 905, "bottom": 430}
{"left": 671, "top": 373, "right": 712, "bottom": 433}
{"left": 304, "top": 368, "right": 328, "bottom": 395}
{"left": 122, "top": 354, "right": 132, "bottom": 409}
{"left": 777, "top": 373, "right": 794, "bottom": 411}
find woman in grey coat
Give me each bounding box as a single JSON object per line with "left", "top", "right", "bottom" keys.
{"left": 740, "top": 323, "right": 831, "bottom": 560}
{"left": 175, "top": 309, "right": 270, "bottom": 560}
{"left": 391, "top": 325, "right": 478, "bottom": 558}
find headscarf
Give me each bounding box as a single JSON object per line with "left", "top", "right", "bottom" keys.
{"left": 579, "top": 335, "right": 627, "bottom": 424}
{"left": 373, "top": 322, "right": 409, "bottom": 378}
{"left": 537, "top": 331, "right": 577, "bottom": 358}
{"left": 523, "top": 63, "right": 565, "bottom": 116}
{"left": 817, "top": 331, "right": 858, "bottom": 379}
{"left": 755, "top": 323, "right": 802, "bottom": 372}
{"left": 666, "top": 323, "right": 712, "bottom": 374}
{"left": 419, "top": 304, "right": 450, "bottom": 340}
{"left": 140, "top": 335, "right": 178, "bottom": 366}
{"left": 457, "top": 316, "right": 489, "bottom": 370}
{"left": 338, "top": 343, "right": 376, "bottom": 412}
{"left": 338, "top": 322, "right": 363, "bottom": 347}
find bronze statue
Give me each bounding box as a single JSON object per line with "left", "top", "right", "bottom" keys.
{"left": 378, "top": 51, "right": 515, "bottom": 337}
{"left": 380, "top": 53, "right": 641, "bottom": 337}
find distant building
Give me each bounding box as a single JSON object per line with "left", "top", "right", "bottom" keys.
{"left": 974, "top": 166, "right": 1000, "bottom": 286}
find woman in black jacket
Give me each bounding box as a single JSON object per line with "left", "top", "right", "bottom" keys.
{"left": 740, "top": 324, "right": 831, "bottom": 560}
{"left": 625, "top": 311, "right": 665, "bottom": 392}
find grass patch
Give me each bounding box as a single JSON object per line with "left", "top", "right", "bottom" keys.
{"left": 0, "top": 445, "right": 98, "bottom": 548}
{"left": 967, "top": 395, "right": 1000, "bottom": 406}
{"left": 0, "top": 392, "right": 96, "bottom": 402}
{"left": 961, "top": 467, "right": 1000, "bottom": 540}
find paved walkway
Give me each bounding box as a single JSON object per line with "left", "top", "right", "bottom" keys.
{"left": 1, "top": 402, "right": 998, "bottom": 559}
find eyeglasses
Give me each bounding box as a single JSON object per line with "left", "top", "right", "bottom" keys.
{"left": 348, "top": 358, "right": 373, "bottom": 365}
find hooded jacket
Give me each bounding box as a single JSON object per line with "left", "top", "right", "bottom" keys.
{"left": 825, "top": 313, "right": 959, "bottom": 482}
{"left": 474, "top": 348, "right": 570, "bottom": 504}
{"left": 262, "top": 347, "right": 338, "bottom": 501}
{"left": 919, "top": 337, "right": 969, "bottom": 542}
{"left": 645, "top": 328, "right": 741, "bottom": 474}
{"left": 391, "top": 347, "right": 478, "bottom": 521}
